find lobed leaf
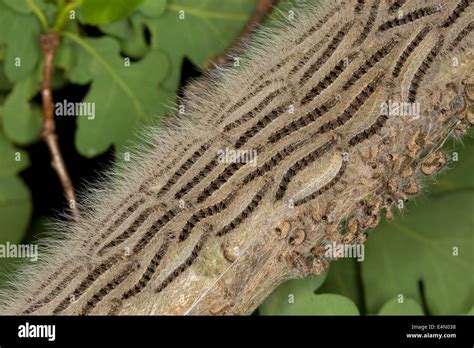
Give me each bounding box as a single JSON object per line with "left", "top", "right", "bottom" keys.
{"left": 142, "top": 0, "right": 256, "bottom": 91}
{"left": 362, "top": 192, "right": 474, "bottom": 315}
{"left": 378, "top": 297, "right": 424, "bottom": 315}
{"left": 67, "top": 35, "right": 172, "bottom": 157}
{"left": 2, "top": 75, "right": 42, "bottom": 145}
{"left": 0, "top": 1, "right": 41, "bottom": 83}
{"left": 1, "top": 0, "right": 47, "bottom": 15}
{"left": 316, "top": 258, "right": 363, "bottom": 310}
{"left": 0, "top": 130, "right": 30, "bottom": 176}
{"left": 138, "top": 0, "right": 167, "bottom": 18}
{"left": 81, "top": 0, "right": 145, "bottom": 25}
{"left": 0, "top": 175, "right": 32, "bottom": 245}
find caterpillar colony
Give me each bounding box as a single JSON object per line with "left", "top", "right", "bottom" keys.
{"left": 0, "top": 0, "right": 472, "bottom": 315}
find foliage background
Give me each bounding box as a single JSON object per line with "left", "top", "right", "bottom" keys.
{"left": 0, "top": 0, "right": 472, "bottom": 315}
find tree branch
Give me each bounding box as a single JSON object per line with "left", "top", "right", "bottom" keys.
{"left": 40, "top": 32, "right": 80, "bottom": 221}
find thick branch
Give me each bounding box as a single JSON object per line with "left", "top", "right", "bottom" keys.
{"left": 120, "top": 58, "right": 473, "bottom": 316}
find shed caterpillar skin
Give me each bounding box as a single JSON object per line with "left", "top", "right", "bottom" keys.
{"left": 1, "top": 0, "right": 472, "bottom": 315}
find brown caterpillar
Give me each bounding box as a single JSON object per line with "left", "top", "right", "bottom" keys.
{"left": 0, "top": 0, "right": 472, "bottom": 315}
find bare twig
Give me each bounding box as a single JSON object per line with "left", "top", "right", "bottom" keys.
{"left": 209, "top": 0, "right": 278, "bottom": 67}
{"left": 40, "top": 32, "right": 80, "bottom": 221}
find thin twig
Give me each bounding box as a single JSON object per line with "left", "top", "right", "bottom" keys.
{"left": 40, "top": 32, "right": 80, "bottom": 221}
{"left": 209, "top": 0, "right": 279, "bottom": 67}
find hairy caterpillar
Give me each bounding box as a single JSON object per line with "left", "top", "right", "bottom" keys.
{"left": 0, "top": 0, "right": 472, "bottom": 315}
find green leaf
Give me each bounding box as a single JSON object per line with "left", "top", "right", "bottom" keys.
{"left": 102, "top": 15, "right": 149, "bottom": 59}
{"left": 142, "top": 0, "right": 256, "bottom": 90}
{"left": 262, "top": 289, "right": 359, "bottom": 315}
{"left": 121, "top": 15, "right": 148, "bottom": 58}
{"left": 100, "top": 19, "right": 131, "bottom": 40}
{"left": 2, "top": 76, "right": 42, "bottom": 145}
{"left": 0, "top": 129, "right": 30, "bottom": 176}
{"left": 316, "top": 258, "right": 363, "bottom": 310}
{"left": 0, "top": 175, "right": 32, "bottom": 245}
{"left": 0, "top": 62, "right": 14, "bottom": 92}
{"left": 0, "top": 1, "right": 41, "bottom": 83}
{"left": 55, "top": 40, "right": 78, "bottom": 73}
{"left": 42, "top": 1, "right": 59, "bottom": 27}
{"left": 81, "top": 0, "right": 144, "bottom": 25}
{"left": 138, "top": 0, "right": 167, "bottom": 18}
{"left": 297, "top": 294, "right": 359, "bottom": 315}
{"left": 378, "top": 297, "right": 424, "bottom": 315}
{"left": 259, "top": 273, "right": 327, "bottom": 315}
{"left": 0, "top": 215, "right": 49, "bottom": 286}
{"left": 2, "top": 0, "right": 46, "bottom": 14}
{"left": 362, "top": 192, "right": 474, "bottom": 315}
{"left": 2, "top": 0, "right": 31, "bottom": 14}
{"left": 67, "top": 35, "right": 172, "bottom": 157}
